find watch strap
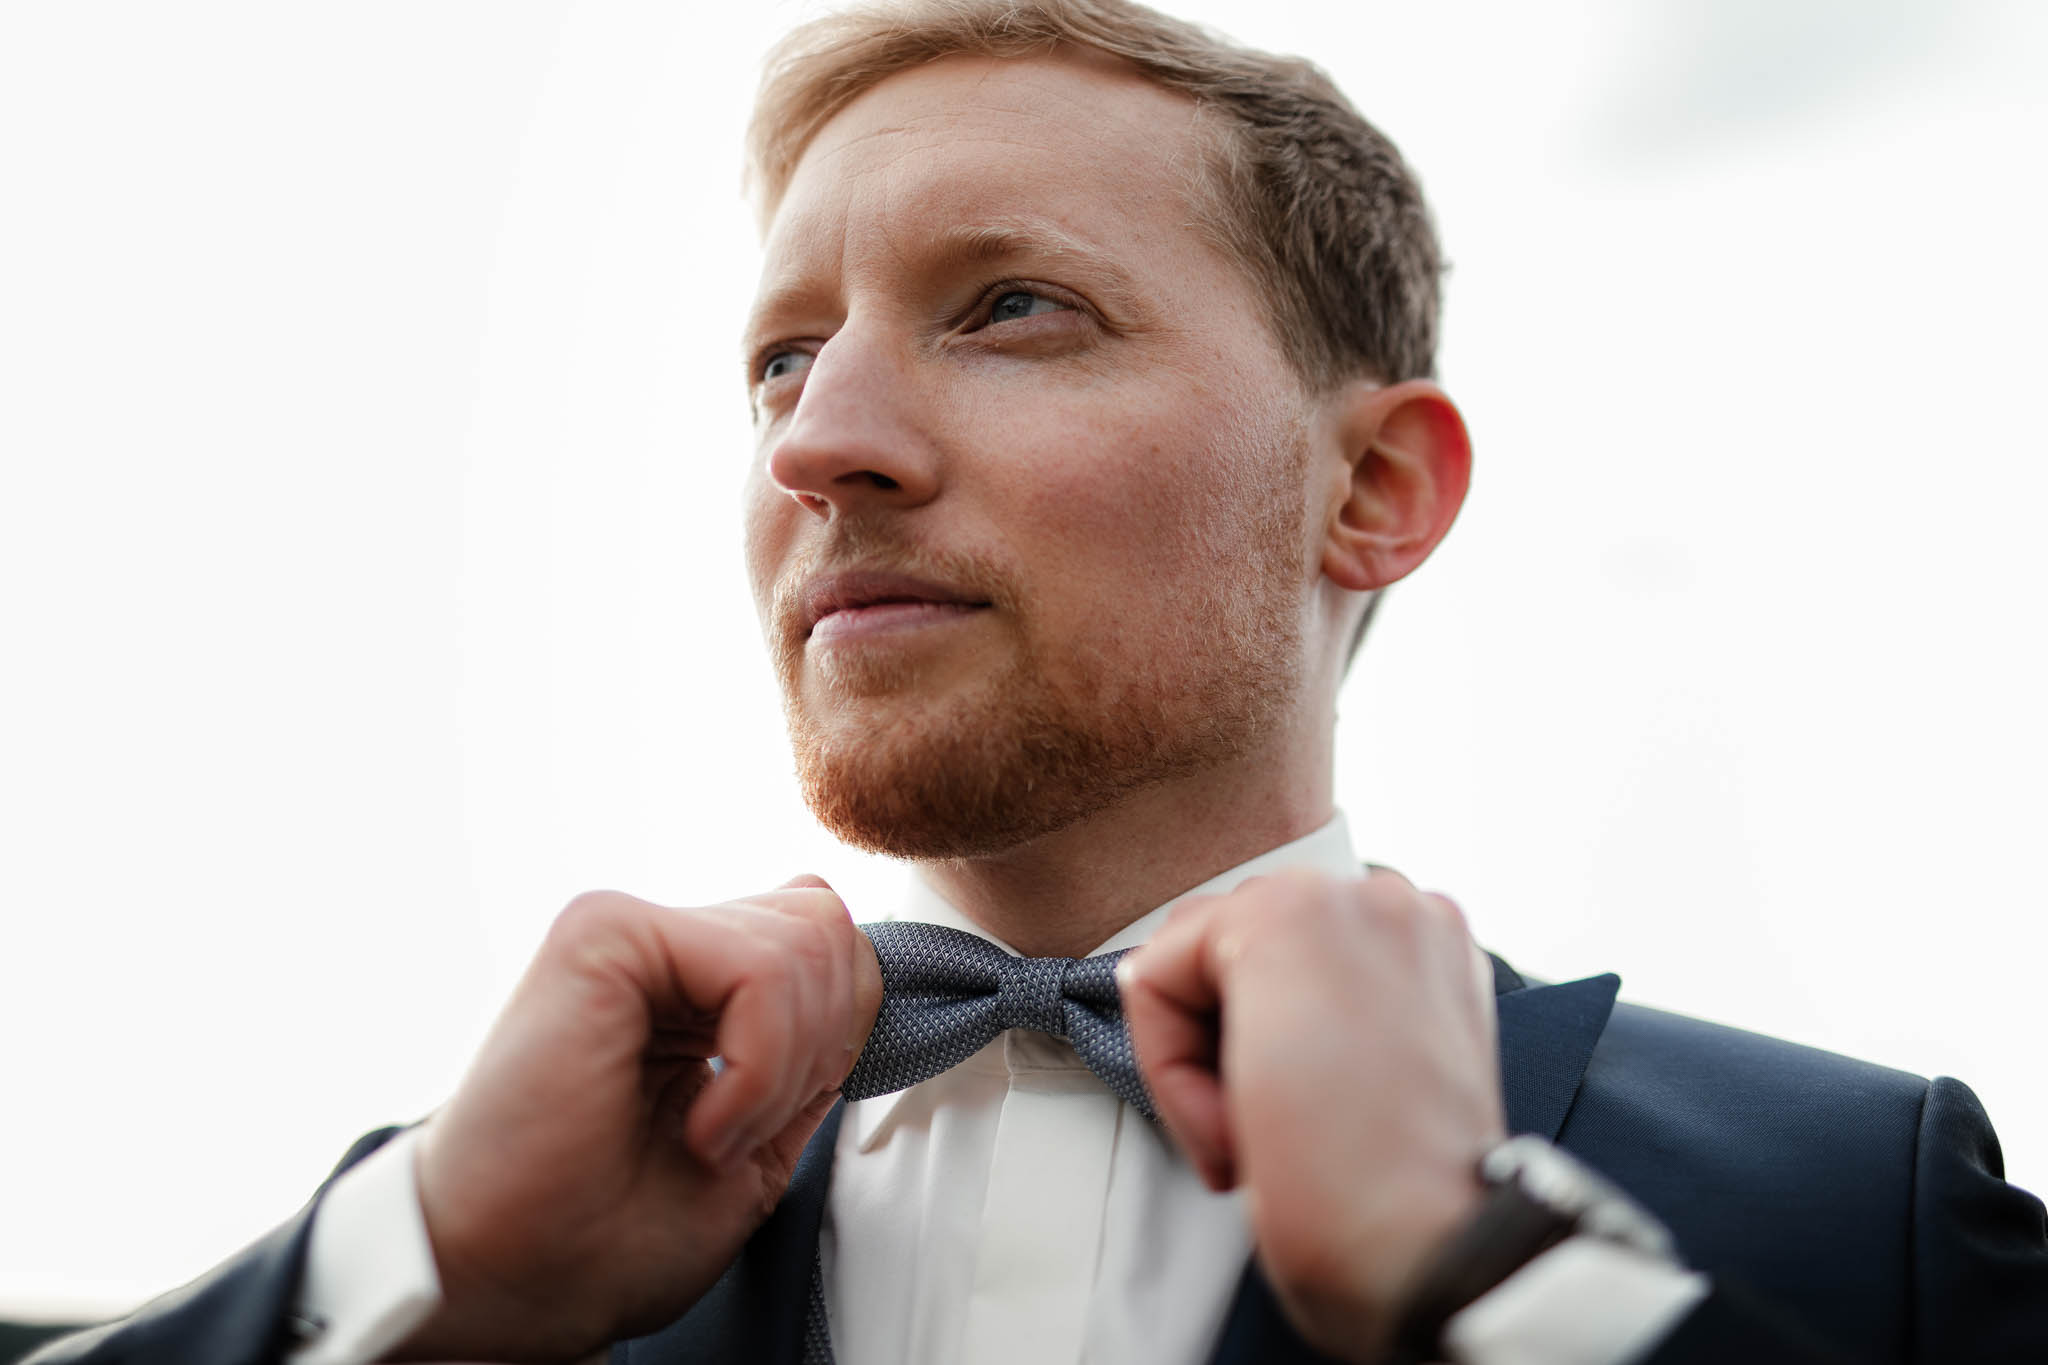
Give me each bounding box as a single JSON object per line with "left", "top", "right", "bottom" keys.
{"left": 1383, "top": 1178, "right": 1579, "bottom": 1365}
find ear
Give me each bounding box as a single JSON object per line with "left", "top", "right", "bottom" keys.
{"left": 1319, "top": 379, "right": 1472, "bottom": 592}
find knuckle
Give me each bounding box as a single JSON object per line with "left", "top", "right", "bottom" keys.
{"left": 787, "top": 917, "right": 837, "bottom": 974}
{"left": 550, "top": 889, "right": 629, "bottom": 942}
{"left": 1273, "top": 868, "right": 1338, "bottom": 911}
{"left": 723, "top": 1063, "right": 771, "bottom": 1102}
{"left": 1242, "top": 867, "right": 1323, "bottom": 907}
{"left": 769, "top": 889, "right": 853, "bottom": 946}
{"left": 790, "top": 883, "right": 849, "bottom": 919}
{"left": 1357, "top": 878, "right": 1422, "bottom": 924}
{"left": 741, "top": 923, "right": 835, "bottom": 992}
{"left": 736, "top": 936, "right": 794, "bottom": 986}
{"left": 1257, "top": 871, "right": 1337, "bottom": 930}
{"left": 1428, "top": 892, "right": 1470, "bottom": 933}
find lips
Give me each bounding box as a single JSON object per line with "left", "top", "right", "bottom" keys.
{"left": 800, "top": 569, "right": 994, "bottom": 638}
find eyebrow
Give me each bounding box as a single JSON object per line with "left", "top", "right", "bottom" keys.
{"left": 741, "top": 214, "right": 1145, "bottom": 364}
{"left": 927, "top": 217, "right": 1142, "bottom": 301}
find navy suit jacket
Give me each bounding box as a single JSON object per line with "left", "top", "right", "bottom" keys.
{"left": 30, "top": 957, "right": 2048, "bottom": 1364}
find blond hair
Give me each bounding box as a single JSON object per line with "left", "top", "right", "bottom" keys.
{"left": 745, "top": 0, "right": 1443, "bottom": 390}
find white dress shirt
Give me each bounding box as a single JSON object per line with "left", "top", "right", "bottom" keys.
{"left": 291, "top": 813, "right": 1705, "bottom": 1365}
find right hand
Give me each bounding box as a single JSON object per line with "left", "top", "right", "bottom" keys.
{"left": 388, "top": 877, "right": 883, "bottom": 1363}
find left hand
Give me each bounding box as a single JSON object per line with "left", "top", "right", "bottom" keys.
{"left": 1118, "top": 868, "right": 1505, "bottom": 1362}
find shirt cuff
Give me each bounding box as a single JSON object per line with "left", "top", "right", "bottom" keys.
{"left": 287, "top": 1127, "right": 443, "bottom": 1365}
{"left": 1443, "top": 1235, "right": 1710, "bottom": 1365}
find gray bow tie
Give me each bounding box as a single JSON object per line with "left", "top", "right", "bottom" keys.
{"left": 841, "top": 920, "right": 1157, "bottom": 1121}
{"left": 805, "top": 921, "right": 1158, "bottom": 1365}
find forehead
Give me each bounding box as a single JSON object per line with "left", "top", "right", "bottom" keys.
{"left": 759, "top": 52, "right": 1216, "bottom": 287}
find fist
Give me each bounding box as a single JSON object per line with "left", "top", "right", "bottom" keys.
{"left": 394, "top": 879, "right": 882, "bottom": 1363}
{"left": 1119, "top": 869, "right": 1503, "bottom": 1361}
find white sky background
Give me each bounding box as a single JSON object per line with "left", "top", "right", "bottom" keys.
{"left": 2, "top": 0, "right": 2044, "bottom": 1319}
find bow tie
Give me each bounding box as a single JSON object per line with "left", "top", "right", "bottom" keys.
{"left": 841, "top": 920, "right": 1157, "bottom": 1121}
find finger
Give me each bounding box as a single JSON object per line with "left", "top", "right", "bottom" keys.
{"left": 1432, "top": 894, "right": 1503, "bottom": 1060}
{"left": 734, "top": 883, "right": 847, "bottom": 918}
{"left": 753, "top": 906, "right": 839, "bottom": 1105}
{"left": 1127, "top": 897, "right": 1228, "bottom": 1013}
{"left": 807, "top": 918, "right": 855, "bottom": 1097}
{"left": 794, "top": 925, "right": 852, "bottom": 1103}
{"left": 748, "top": 880, "right": 864, "bottom": 1093}
{"left": 687, "top": 968, "right": 802, "bottom": 1169}
{"left": 1121, "top": 956, "right": 1236, "bottom": 1188}
{"left": 647, "top": 905, "right": 813, "bottom": 1167}
{"left": 1407, "top": 888, "right": 1492, "bottom": 1048}
{"left": 1119, "top": 907, "right": 1239, "bottom": 1188}
{"left": 847, "top": 924, "right": 884, "bottom": 1061}
{"left": 723, "top": 898, "right": 855, "bottom": 1137}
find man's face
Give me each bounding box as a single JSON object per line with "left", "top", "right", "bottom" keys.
{"left": 742, "top": 52, "right": 1321, "bottom": 860}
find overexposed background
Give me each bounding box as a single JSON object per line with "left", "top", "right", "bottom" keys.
{"left": 3, "top": 0, "right": 2043, "bottom": 1320}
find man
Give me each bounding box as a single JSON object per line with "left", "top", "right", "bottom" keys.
{"left": 31, "top": 2, "right": 2048, "bottom": 1363}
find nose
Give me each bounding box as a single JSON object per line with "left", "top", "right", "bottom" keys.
{"left": 763, "top": 327, "right": 941, "bottom": 518}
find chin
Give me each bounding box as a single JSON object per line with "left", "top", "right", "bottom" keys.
{"left": 793, "top": 703, "right": 1127, "bottom": 860}
{"left": 785, "top": 642, "right": 1299, "bottom": 862}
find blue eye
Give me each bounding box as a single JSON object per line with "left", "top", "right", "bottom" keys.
{"left": 989, "top": 290, "right": 1066, "bottom": 323}
{"left": 761, "top": 351, "right": 812, "bottom": 382}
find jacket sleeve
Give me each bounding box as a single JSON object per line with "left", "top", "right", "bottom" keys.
{"left": 23, "top": 1127, "right": 408, "bottom": 1365}
{"left": 1643, "top": 1076, "right": 2048, "bottom": 1365}
{"left": 1909, "top": 1077, "right": 2048, "bottom": 1361}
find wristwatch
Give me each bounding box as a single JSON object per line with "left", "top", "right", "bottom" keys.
{"left": 1382, "top": 1135, "right": 1681, "bottom": 1365}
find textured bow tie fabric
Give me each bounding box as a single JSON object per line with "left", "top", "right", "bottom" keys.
{"left": 843, "top": 920, "right": 1158, "bottom": 1121}
{"left": 806, "top": 921, "right": 1159, "bottom": 1365}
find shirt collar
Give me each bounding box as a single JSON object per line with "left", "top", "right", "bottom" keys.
{"left": 882, "top": 811, "right": 1360, "bottom": 954}
{"left": 849, "top": 812, "right": 1361, "bottom": 1148}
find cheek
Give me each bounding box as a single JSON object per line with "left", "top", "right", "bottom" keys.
{"left": 989, "top": 389, "right": 1288, "bottom": 630}
{"left": 741, "top": 469, "right": 794, "bottom": 616}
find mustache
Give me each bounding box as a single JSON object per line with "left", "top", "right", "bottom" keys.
{"left": 769, "top": 522, "right": 1019, "bottom": 635}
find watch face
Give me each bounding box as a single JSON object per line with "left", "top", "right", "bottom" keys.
{"left": 1482, "top": 1136, "right": 1676, "bottom": 1259}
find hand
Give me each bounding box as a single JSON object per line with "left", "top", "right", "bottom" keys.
{"left": 1118, "top": 869, "right": 1504, "bottom": 1362}
{"left": 389, "top": 877, "right": 883, "bottom": 1363}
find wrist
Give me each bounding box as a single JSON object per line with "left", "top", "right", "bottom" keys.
{"left": 1376, "top": 1137, "right": 1682, "bottom": 1365}
{"left": 1369, "top": 1166, "right": 1491, "bottom": 1295}
{"left": 1267, "top": 1155, "right": 1490, "bottom": 1363}
{"left": 391, "top": 1126, "right": 603, "bottom": 1364}
{"left": 386, "top": 1265, "right": 601, "bottom": 1365}
{"left": 1351, "top": 1173, "right": 1491, "bottom": 1364}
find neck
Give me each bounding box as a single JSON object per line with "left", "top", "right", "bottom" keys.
{"left": 915, "top": 727, "right": 1335, "bottom": 958}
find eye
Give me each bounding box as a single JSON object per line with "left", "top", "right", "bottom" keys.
{"left": 760, "top": 350, "right": 814, "bottom": 383}
{"left": 986, "top": 290, "right": 1071, "bottom": 324}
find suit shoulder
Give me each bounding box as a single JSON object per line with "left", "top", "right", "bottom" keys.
{"left": 1562, "top": 995, "right": 1930, "bottom": 1237}
{"left": 1552, "top": 994, "right": 2045, "bottom": 1360}
{"left": 1594, "top": 996, "right": 1929, "bottom": 1110}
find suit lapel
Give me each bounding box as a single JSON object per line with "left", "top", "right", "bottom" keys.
{"left": 1205, "top": 958, "right": 1622, "bottom": 1365}
{"left": 1494, "top": 968, "right": 1621, "bottom": 1140}
{"left": 618, "top": 1102, "right": 844, "bottom": 1365}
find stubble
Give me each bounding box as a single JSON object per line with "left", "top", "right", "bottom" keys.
{"left": 770, "top": 420, "right": 1312, "bottom": 861}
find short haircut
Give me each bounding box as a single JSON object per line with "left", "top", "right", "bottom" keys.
{"left": 746, "top": 0, "right": 1441, "bottom": 668}
{"left": 745, "top": 0, "right": 1443, "bottom": 393}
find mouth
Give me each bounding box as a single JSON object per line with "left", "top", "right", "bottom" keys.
{"left": 800, "top": 569, "right": 995, "bottom": 643}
